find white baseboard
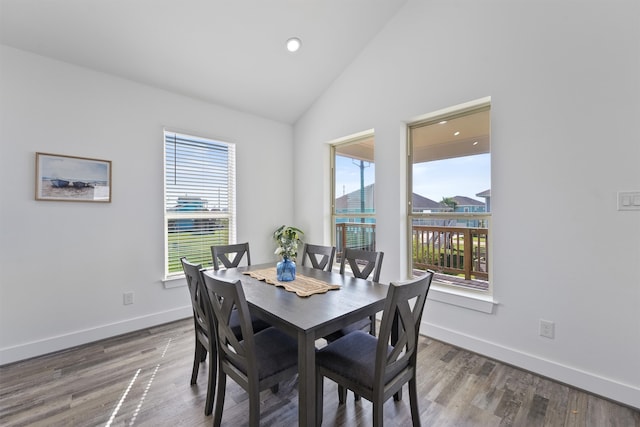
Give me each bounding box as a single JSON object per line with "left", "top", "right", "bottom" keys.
{"left": 0, "top": 306, "right": 192, "bottom": 366}
{"left": 421, "top": 321, "right": 640, "bottom": 410}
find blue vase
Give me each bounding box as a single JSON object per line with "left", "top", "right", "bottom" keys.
{"left": 276, "top": 258, "right": 296, "bottom": 281}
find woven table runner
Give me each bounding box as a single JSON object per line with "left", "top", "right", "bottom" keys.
{"left": 243, "top": 268, "right": 340, "bottom": 297}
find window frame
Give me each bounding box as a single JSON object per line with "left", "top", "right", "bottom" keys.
{"left": 163, "top": 130, "right": 236, "bottom": 280}
{"left": 330, "top": 131, "right": 376, "bottom": 263}
{"left": 407, "top": 98, "right": 492, "bottom": 295}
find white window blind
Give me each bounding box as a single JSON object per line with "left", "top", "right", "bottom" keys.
{"left": 164, "top": 131, "right": 236, "bottom": 278}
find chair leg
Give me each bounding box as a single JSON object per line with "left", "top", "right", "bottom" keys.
{"left": 354, "top": 391, "right": 361, "bottom": 401}
{"left": 409, "top": 378, "right": 421, "bottom": 427}
{"left": 316, "top": 373, "right": 324, "bottom": 426}
{"left": 369, "top": 315, "right": 377, "bottom": 337}
{"left": 213, "top": 371, "right": 226, "bottom": 427}
{"left": 338, "top": 385, "right": 347, "bottom": 404}
{"left": 191, "top": 342, "right": 203, "bottom": 385}
{"left": 270, "top": 383, "right": 279, "bottom": 394}
{"left": 204, "top": 345, "right": 217, "bottom": 416}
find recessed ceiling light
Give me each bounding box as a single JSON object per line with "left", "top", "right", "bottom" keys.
{"left": 439, "top": 120, "right": 447, "bottom": 125}
{"left": 473, "top": 141, "right": 479, "bottom": 145}
{"left": 454, "top": 131, "right": 460, "bottom": 136}
{"left": 286, "top": 37, "right": 302, "bottom": 52}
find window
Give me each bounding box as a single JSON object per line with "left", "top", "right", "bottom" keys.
{"left": 331, "top": 133, "right": 376, "bottom": 265}
{"left": 164, "top": 131, "right": 236, "bottom": 278}
{"left": 408, "top": 99, "right": 491, "bottom": 291}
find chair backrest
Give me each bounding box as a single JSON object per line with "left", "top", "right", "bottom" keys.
{"left": 181, "top": 257, "right": 213, "bottom": 343}
{"left": 339, "top": 248, "right": 384, "bottom": 282}
{"left": 374, "top": 271, "right": 434, "bottom": 387}
{"left": 200, "top": 274, "right": 258, "bottom": 380}
{"left": 211, "top": 242, "right": 251, "bottom": 271}
{"left": 301, "top": 243, "right": 336, "bottom": 272}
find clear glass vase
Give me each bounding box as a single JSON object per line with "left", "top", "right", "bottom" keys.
{"left": 276, "top": 257, "right": 296, "bottom": 281}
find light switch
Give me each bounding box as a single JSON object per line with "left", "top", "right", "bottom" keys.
{"left": 618, "top": 191, "right": 640, "bottom": 211}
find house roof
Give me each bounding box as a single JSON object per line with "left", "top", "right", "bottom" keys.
{"left": 451, "top": 195, "right": 485, "bottom": 206}
{"left": 335, "top": 184, "right": 448, "bottom": 211}
{"left": 412, "top": 193, "right": 445, "bottom": 210}
{"left": 335, "top": 184, "right": 375, "bottom": 210}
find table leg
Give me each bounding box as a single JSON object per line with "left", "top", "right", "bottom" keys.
{"left": 298, "top": 331, "right": 316, "bottom": 427}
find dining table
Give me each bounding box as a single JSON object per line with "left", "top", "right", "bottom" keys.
{"left": 204, "top": 262, "right": 389, "bottom": 427}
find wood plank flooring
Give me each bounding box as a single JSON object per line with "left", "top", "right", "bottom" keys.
{"left": 1, "top": 318, "right": 638, "bottom": 426}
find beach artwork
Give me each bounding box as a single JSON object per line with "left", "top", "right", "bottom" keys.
{"left": 35, "top": 153, "right": 111, "bottom": 202}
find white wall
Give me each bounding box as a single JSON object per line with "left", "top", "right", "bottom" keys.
{"left": 293, "top": 0, "right": 640, "bottom": 408}
{"left": 0, "top": 46, "right": 294, "bottom": 364}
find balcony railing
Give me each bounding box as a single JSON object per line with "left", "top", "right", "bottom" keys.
{"left": 335, "top": 222, "right": 488, "bottom": 285}
{"left": 412, "top": 225, "right": 488, "bottom": 281}
{"left": 335, "top": 222, "right": 376, "bottom": 262}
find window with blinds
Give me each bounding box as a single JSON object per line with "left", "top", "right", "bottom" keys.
{"left": 164, "top": 131, "right": 236, "bottom": 277}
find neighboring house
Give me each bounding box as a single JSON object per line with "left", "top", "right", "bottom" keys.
{"left": 336, "top": 183, "right": 451, "bottom": 217}
{"left": 168, "top": 196, "right": 219, "bottom": 232}
{"left": 336, "top": 184, "right": 488, "bottom": 216}
{"left": 476, "top": 189, "right": 491, "bottom": 212}
{"left": 451, "top": 195, "right": 486, "bottom": 213}
{"left": 450, "top": 195, "right": 486, "bottom": 227}
{"left": 412, "top": 192, "right": 447, "bottom": 213}
{"left": 335, "top": 183, "right": 375, "bottom": 217}
{"left": 335, "top": 184, "right": 487, "bottom": 227}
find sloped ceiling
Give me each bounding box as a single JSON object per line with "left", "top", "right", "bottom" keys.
{"left": 0, "top": 0, "right": 407, "bottom": 124}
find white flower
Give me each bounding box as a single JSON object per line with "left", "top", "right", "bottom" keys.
{"left": 273, "top": 225, "right": 304, "bottom": 260}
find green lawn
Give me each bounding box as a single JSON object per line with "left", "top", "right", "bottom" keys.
{"left": 168, "top": 229, "right": 229, "bottom": 273}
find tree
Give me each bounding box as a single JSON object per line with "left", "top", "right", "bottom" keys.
{"left": 441, "top": 197, "right": 458, "bottom": 212}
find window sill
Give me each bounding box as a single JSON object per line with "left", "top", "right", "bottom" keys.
{"left": 428, "top": 280, "right": 497, "bottom": 314}
{"left": 163, "top": 274, "right": 186, "bottom": 289}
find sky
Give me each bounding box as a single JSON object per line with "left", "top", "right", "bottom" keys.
{"left": 40, "top": 155, "right": 109, "bottom": 182}
{"left": 336, "top": 153, "right": 490, "bottom": 202}
{"left": 412, "top": 153, "right": 490, "bottom": 201}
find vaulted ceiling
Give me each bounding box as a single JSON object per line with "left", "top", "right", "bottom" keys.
{"left": 0, "top": 0, "right": 407, "bottom": 124}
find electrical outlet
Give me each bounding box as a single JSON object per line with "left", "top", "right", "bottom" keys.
{"left": 123, "top": 292, "right": 134, "bottom": 305}
{"left": 618, "top": 191, "right": 640, "bottom": 211}
{"left": 539, "top": 319, "right": 555, "bottom": 339}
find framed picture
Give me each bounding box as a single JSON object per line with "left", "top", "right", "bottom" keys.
{"left": 35, "top": 152, "right": 112, "bottom": 202}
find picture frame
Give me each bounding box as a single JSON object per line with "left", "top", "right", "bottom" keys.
{"left": 35, "top": 152, "right": 112, "bottom": 202}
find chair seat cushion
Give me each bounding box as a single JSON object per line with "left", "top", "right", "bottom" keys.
{"left": 317, "top": 330, "right": 401, "bottom": 389}
{"left": 250, "top": 316, "right": 271, "bottom": 334}
{"left": 252, "top": 327, "right": 298, "bottom": 380}
{"left": 323, "top": 317, "right": 371, "bottom": 342}
{"left": 229, "top": 310, "right": 271, "bottom": 338}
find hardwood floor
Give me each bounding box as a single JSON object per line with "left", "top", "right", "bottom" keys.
{"left": 1, "top": 318, "right": 637, "bottom": 426}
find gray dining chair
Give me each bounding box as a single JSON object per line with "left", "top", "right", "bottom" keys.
{"left": 339, "top": 247, "right": 384, "bottom": 283}
{"left": 201, "top": 274, "right": 299, "bottom": 427}
{"left": 211, "top": 242, "right": 251, "bottom": 270}
{"left": 180, "top": 257, "right": 218, "bottom": 415}
{"left": 301, "top": 243, "right": 336, "bottom": 272}
{"left": 316, "top": 271, "right": 434, "bottom": 427}
{"left": 180, "top": 257, "right": 270, "bottom": 416}
{"left": 323, "top": 248, "right": 385, "bottom": 402}
{"left": 324, "top": 248, "right": 384, "bottom": 342}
